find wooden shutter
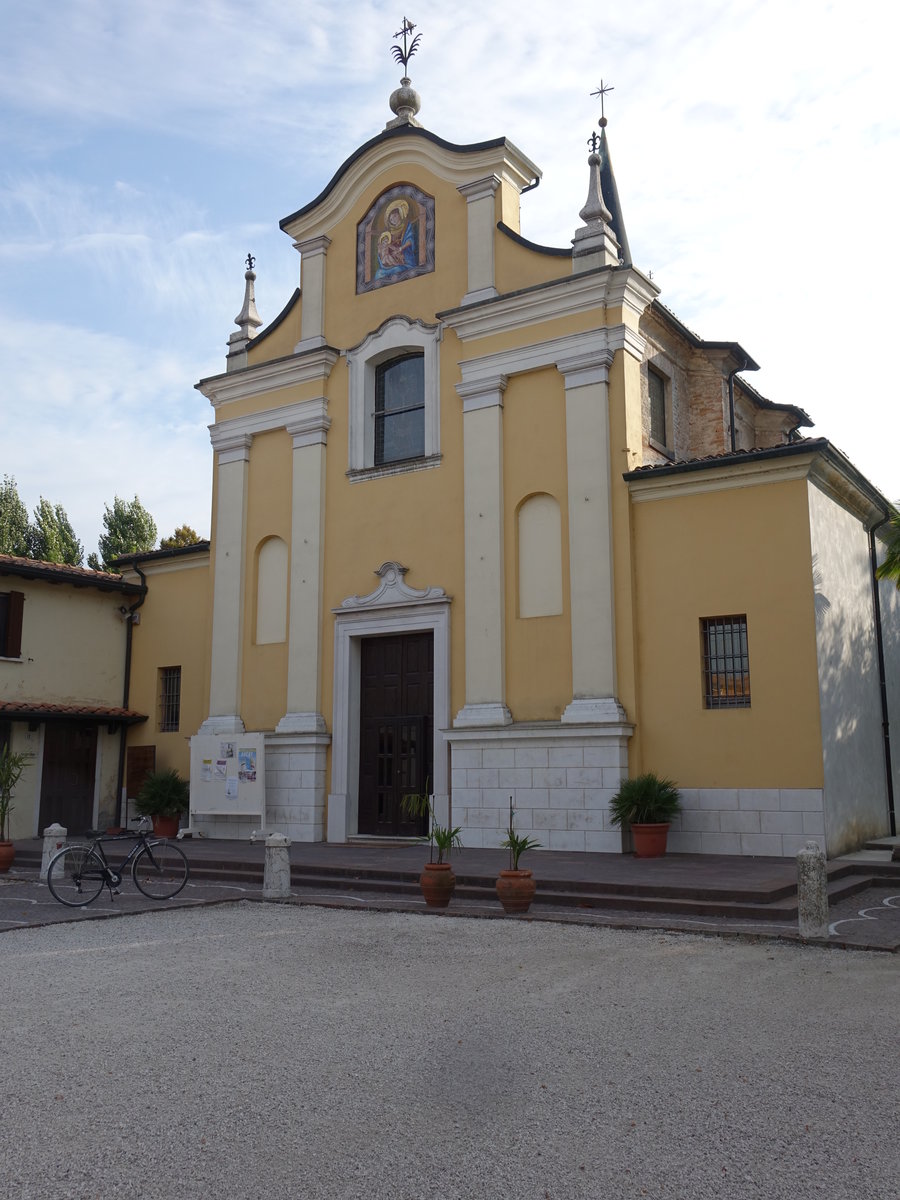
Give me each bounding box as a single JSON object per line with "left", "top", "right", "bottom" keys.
{"left": 4, "top": 591, "right": 24, "bottom": 658}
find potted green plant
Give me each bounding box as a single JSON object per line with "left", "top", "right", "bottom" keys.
{"left": 609, "top": 772, "right": 682, "bottom": 858}
{"left": 496, "top": 800, "right": 541, "bottom": 913}
{"left": 401, "top": 783, "right": 463, "bottom": 909}
{"left": 0, "top": 745, "right": 32, "bottom": 872}
{"left": 135, "top": 768, "right": 189, "bottom": 838}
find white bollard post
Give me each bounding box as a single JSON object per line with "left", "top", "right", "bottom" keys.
{"left": 263, "top": 833, "right": 292, "bottom": 900}
{"left": 41, "top": 824, "right": 67, "bottom": 881}
{"left": 797, "top": 840, "right": 829, "bottom": 939}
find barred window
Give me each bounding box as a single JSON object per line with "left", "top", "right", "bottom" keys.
{"left": 701, "top": 616, "right": 750, "bottom": 708}
{"left": 159, "top": 666, "right": 181, "bottom": 732}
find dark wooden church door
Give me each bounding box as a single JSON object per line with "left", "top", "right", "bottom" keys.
{"left": 358, "top": 632, "right": 433, "bottom": 837}
{"left": 39, "top": 721, "right": 98, "bottom": 834}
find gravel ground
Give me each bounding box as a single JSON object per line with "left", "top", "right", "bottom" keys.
{"left": 1, "top": 902, "right": 897, "bottom": 1200}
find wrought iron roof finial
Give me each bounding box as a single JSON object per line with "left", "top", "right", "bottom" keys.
{"left": 591, "top": 79, "right": 614, "bottom": 128}
{"left": 245, "top": 253, "right": 256, "bottom": 272}
{"left": 391, "top": 16, "right": 422, "bottom": 75}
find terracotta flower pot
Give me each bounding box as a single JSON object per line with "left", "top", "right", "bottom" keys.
{"left": 631, "top": 822, "right": 671, "bottom": 858}
{"left": 496, "top": 868, "right": 536, "bottom": 914}
{"left": 151, "top": 814, "right": 180, "bottom": 839}
{"left": 419, "top": 862, "right": 455, "bottom": 909}
{"left": 0, "top": 841, "right": 14, "bottom": 873}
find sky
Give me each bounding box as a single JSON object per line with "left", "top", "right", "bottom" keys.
{"left": 1, "top": 0, "right": 896, "bottom": 560}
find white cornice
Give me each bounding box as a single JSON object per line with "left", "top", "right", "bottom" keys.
{"left": 281, "top": 137, "right": 540, "bottom": 243}
{"left": 197, "top": 346, "right": 339, "bottom": 409}
{"left": 456, "top": 375, "right": 508, "bottom": 412}
{"left": 627, "top": 452, "right": 819, "bottom": 503}
{"left": 440, "top": 266, "right": 659, "bottom": 343}
{"left": 458, "top": 327, "right": 625, "bottom": 389}
{"left": 209, "top": 397, "right": 330, "bottom": 449}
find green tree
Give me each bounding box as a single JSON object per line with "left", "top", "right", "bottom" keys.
{"left": 876, "top": 506, "right": 900, "bottom": 586}
{"left": 159, "top": 524, "right": 201, "bottom": 550}
{"left": 26, "top": 497, "right": 84, "bottom": 565}
{"left": 88, "top": 495, "right": 157, "bottom": 571}
{"left": 0, "top": 475, "right": 30, "bottom": 557}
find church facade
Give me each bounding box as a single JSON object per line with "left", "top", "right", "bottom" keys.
{"left": 121, "top": 55, "right": 899, "bottom": 858}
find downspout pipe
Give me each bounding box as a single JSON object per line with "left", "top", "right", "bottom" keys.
{"left": 116, "top": 563, "right": 148, "bottom": 827}
{"left": 868, "top": 515, "right": 896, "bottom": 837}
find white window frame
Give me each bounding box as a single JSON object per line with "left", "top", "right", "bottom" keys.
{"left": 346, "top": 316, "right": 441, "bottom": 479}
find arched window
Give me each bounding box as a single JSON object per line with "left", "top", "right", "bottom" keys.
{"left": 256, "top": 536, "right": 288, "bottom": 644}
{"left": 374, "top": 352, "right": 425, "bottom": 465}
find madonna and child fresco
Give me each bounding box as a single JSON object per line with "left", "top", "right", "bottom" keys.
{"left": 357, "top": 183, "right": 435, "bottom": 293}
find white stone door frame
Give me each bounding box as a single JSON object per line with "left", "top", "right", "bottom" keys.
{"left": 327, "top": 563, "right": 451, "bottom": 842}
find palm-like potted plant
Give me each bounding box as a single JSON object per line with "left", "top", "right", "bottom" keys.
{"left": 496, "top": 800, "right": 541, "bottom": 913}
{"left": 401, "top": 783, "right": 463, "bottom": 909}
{"left": 609, "top": 772, "right": 682, "bottom": 858}
{"left": 135, "top": 768, "right": 189, "bottom": 838}
{"left": 0, "top": 745, "right": 32, "bottom": 872}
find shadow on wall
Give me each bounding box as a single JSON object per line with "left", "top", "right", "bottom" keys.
{"left": 813, "top": 561, "right": 891, "bottom": 853}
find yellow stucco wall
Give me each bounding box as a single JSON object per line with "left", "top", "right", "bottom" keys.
{"left": 503, "top": 367, "right": 572, "bottom": 719}
{"left": 629, "top": 476, "right": 824, "bottom": 787}
{"left": 125, "top": 556, "right": 211, "bottom": 779}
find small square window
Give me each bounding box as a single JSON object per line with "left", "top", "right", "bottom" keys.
{"left": 648, "top": 367, "right": 667, "bottom": 447}
{"left": 701, "top": 616, "right": 750, "bottom": 708}
{"left": 159, "top": 666, "right": 182, "bottom": 732}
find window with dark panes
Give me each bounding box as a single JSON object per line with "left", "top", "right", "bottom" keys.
{"left": 159, "top": 666, "right": 182, "bottom": 732}
{"left": 648, "top": 367, "right": 667, "bottom": 447}
{"left": 0, "top": 591, "right": 24, "bottom": 658}
{"left": 374, "top": 353, "right": 425, "bottom": 465}
{"left": 701, "top": 615, "right": 751, "bottom": 708}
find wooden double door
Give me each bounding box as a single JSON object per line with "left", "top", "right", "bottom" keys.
{"left": 358, "top": 632, "right": 433, "bottom": 837}
{"left": 38, "top": 721, "right": 97, "bottom": 835}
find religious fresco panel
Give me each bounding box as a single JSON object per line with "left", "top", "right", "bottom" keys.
{"left": 357, "top": 183, "right": 435, "bottom": 293}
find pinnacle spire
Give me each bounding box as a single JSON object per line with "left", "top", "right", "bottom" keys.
{"left": 226, "top": 254, "right": 263, "bottom": 372}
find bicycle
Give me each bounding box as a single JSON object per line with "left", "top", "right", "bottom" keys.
{"left": 46, "top": 817, "right": 190, "bottom": 907}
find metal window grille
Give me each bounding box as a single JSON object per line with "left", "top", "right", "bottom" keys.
{"left": 648, "top": 367, "right": 667, "bottom": 446}
{"left": 701, "top": 616, "right": 750, "bottom": 708}
{"left": 159, "top": 666, "right": 181, "bottom": 732}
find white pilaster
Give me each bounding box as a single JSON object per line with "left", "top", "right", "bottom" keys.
{"left": 557, "top": 350, "right": 624, "bottom": 723}
{"left": 293, "top": 235, "right": 331, "bottom": 352}
{"left": 455, "top": 376, "right": 511, "bottom": 727}
{"left": 276, "top": 399, "right": 330, "bottom": 735}
{"left": 458, "top": 176, "right": 500, "bottom": 306}
{"left": 200, "top": 431, "right": 251, "bottom": 735}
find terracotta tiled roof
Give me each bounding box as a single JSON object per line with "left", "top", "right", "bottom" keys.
{"left": 0, "top": 554, "right": 143, "bottom": 594}
{"left": 0, "top": 700, "right": 147, "bottom": 724}
{"left": 625, "top": 439, "right": 830, "bottom": 477}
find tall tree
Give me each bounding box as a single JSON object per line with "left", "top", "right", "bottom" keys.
{"left": 875, "top": 506, "right": 900, "bottom": 587}
{"left": 159, "top": 524, "right": 201, "bottom": 550}
{"left": 88, "top": 495, "right": 157, "bottom": 571}
{"left": 0, "top": 475, "right": 29, "bottom": 557}
{"left": 26, "top": 497, "right": 84, "bottom": 565}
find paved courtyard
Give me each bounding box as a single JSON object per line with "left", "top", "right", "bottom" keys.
{"left": 1, "top": 902, "right": 897, "bottom": 1199}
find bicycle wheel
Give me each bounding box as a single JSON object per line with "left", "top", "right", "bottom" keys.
{"left": 46, "top": 845, "right": 107, "bottom": 907}
{"left": 132, "top": 840, "right": 189, "bottom": 899}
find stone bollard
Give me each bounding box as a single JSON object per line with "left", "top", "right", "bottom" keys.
{"left": 797, "top": 840, "right": 829, "bottom": 939}
{"left": 41, "top": 823, "right": 67, "bottom": 881}
{"left": 263, "top": 833, "right": 292, "bottom": 900}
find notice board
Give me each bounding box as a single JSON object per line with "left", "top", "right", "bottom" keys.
{"left": 189, "top": 733, "right": 266, "bottom": 826}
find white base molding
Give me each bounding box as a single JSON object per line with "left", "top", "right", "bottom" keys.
{"left": 453, "top": 702, "right": 513, "bottom": 728}
{"left": 561, "top": 697, "right": 628, "bottom": 724}
{"left": 198, "top": 714, "right": 246, "bottom": 736}
{"left": 275, "top": 711, "right": 327, "bottom": 734}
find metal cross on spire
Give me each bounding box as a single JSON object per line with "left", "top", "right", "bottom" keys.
{"left": 591, "top": 80, "right": 614, "bottom": 127}
{"left": 391, "top": 17, "right": 422, "bottom": 73}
